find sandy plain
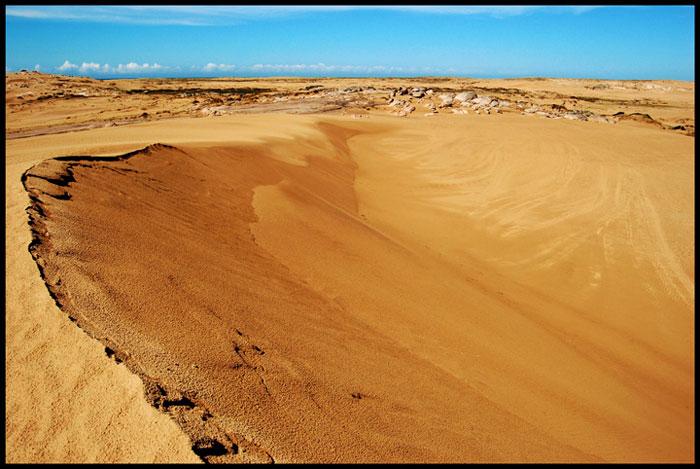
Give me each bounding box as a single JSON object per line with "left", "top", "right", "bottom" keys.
{"left": 5, "top": 71, "right": 695, "bottom": 463}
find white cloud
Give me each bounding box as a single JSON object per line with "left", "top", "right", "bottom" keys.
{"left": 114, "top": 62, "right": 163, "bottom": 73}
{"left": 55, "top": 60, "right": 170, "bottom": 75}
{"left": 51, "top": 60, "right": 439, "bottom": 77}
{"left": 395, "top": 6, "right": 607, "bottom": 18}
{"left": 247, "top": 63, "right": 412, "bottom": 74}
{"left": 6, "top": 6, "right": 608, "bottom": 26}
{"left": 202, "top": 63, "right": 236, "bottom": 72}
{"left": 6, "top": 7, "right": 208, "bottom": 26}
{"left": 58, "top": 60, "right": 78, "bottom": 71}
{"left": 34, "top": 64, "right": 41, "bottom": 71}
{"left": 78, "top": 62, "right": 104, "bottom": 73}
{"left": 5, "top": 6, "right": 358, "bottom": 26}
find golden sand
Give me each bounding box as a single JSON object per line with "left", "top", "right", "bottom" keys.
{"left": 6, "top": 73, "right": 694, "bottom": 462}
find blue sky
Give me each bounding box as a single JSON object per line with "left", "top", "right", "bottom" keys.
{"left": 4, "top": 5, "right": 695, "bottom": 80}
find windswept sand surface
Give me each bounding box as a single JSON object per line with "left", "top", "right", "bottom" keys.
{"left": 6, "top": 75, "right": 695, "bottom": 463}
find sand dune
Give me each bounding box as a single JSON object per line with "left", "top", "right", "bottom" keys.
{"left": 15, "top": 113, "right": 693, "bottom": 462}
{"left": 6, "top": 75, "right": 694, "bottom": 462}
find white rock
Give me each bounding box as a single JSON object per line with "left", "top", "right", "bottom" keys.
{"left": 588, "top": 115, "right": 611, "bottom": 124}
{"left": 438, "top": 94, "right": 454, "bottom": 107}
{"left": 396, "top": 103, "right": 416, "bottom": 117}
{"left": 454, "top": 91, "right": 476, "bottom": 103}
{"left": 471, "top": 96, "right": 493, "bottom": 107}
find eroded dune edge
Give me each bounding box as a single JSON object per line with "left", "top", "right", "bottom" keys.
{"left": 19, "top": 118, "right": 693, "bottom": 463}
{"left": 22, "top": 144, "right": 276, "bottom": 463}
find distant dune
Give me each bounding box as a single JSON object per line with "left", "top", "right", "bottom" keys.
{"left": 6, "top": 74, "right": 695, "bottom": 463}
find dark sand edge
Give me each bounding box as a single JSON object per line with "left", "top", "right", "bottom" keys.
{"left": 21, "top": 144, "right": 276, "bottom": 463}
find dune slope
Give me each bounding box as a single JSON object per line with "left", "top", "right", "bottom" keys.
{"left": 20, "top": 114, "right": 693, "bottom": 462}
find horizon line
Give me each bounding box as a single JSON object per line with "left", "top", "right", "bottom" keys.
{"left": 6, "top": 70, "right": 695, "bottom": 83}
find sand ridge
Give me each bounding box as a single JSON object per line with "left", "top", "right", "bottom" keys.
{"left": 5, "top": 74, "right": 695, "bottom": 463}
{"left": 19, "top": 128, "right": 592, "bottom": 462}
{"left": 5, "top": 144, "right": 202, "bottom": 464}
